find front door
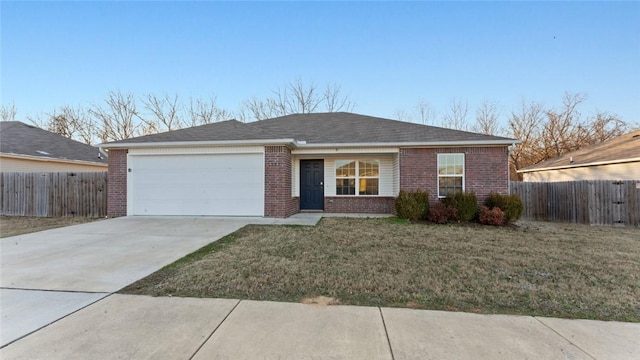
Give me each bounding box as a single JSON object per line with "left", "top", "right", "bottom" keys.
{"left": 300, "top": 160, "right": 324, "bottom": 210}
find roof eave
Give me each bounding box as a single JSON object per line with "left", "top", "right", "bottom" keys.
{"left": 100, "top": 138, "right": 519, "bottom": 150}
{"left": 297, "top": 139, "right": 519, "bottom": 148}
{"left": 0, "top": 152, "right": 108, "bottom": 167}
{"left": 100, "top": 139, "right": 298, "bottom": 150}
{"left": 517, "top": 157, "right": 640, "bottom": 173}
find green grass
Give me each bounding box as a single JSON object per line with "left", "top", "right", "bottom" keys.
{"left": 0, "top": 216, "right": 101, "bottom": 238}
{"left": 121, "top": 218, "right": 640, "bottom": 322}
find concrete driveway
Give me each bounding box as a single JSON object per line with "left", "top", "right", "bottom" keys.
{"left": 0, "top": 216, "right": 261, "bottom": 347}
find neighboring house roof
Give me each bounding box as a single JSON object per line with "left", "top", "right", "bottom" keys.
{"left": 103, "top": 112, "right": 517, "bottom": 148}
{"left": 0, "top": 121, "right": 107, "bottom": 165}
{"left": 518, "top": 130, "right": 640, "bottom": 173}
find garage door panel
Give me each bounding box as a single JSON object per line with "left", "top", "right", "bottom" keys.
{"left": 129, "top": 154, "right": 264, "bottom": 216}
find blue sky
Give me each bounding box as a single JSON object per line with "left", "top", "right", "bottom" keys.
{"left": 2, "top": 1, "right": 639, "bottom": 126}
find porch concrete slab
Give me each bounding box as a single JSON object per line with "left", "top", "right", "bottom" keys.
{"left": 193, "top": 300, "right": 392, "bottom": 360}
{"left": 537, "top": 317, "right": 640, "bottom": 360}
{"left": 0, "top": 217, "right": 248, "bottom": 292}
{"left": 0, "top": 294, "right": 239, "bottom": 360}
{"left": 381, "top": 308, "right": 592, "bottom": 360}
{"left": 269, "top": 212, "right": 323, "bottom": 226}
{"left": 0, "top": 289, "right": 108, "bottom": 347}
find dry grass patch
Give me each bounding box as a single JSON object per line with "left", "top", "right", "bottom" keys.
{"left": 121, "top": 218, "right": 640, "bottom": 321}
{"left": 0, "top": 216, "right": 101, "bottom": 238}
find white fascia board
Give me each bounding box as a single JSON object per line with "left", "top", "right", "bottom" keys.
{"left": 0, "top": 152, "right": 107, "bottom": 167}
{"left": 100, "top": 138, "right": 518, "bottom": 151}
{"left": 100, "top": 138, "right": 297, "bottom": 150}
{"left": 295, "top": 140, "right": 519, "bottom": 148}
{"left": 292, "top": 147, "right": 400, "bottom": 155}
{"left": 517, "top": 157, "right": 640, "bottom": 173}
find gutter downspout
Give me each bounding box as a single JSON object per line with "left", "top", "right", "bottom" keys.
{"left": 508, "top": 142, "right": 516, "bottom": 194}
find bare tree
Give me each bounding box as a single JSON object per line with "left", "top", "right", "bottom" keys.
{"left": 442, "top": 98, "right": 469, "bottom": 130}
{"left": 283, "top": 78, "right": 321, "bottom": 114}
{"left": 90, "top": 90, "right": 141, "bottom": 142}
{"left": 241, "top": 79, "right": 356, "bottom": 121}
{"left": 540, "top": 92, "right": 587, "bottom": 158}
{"left": 1, "top": 102, "right": 17, "bottom": 121}
{"left": 538, "top": 92, "right": 628, "bottom": 160}
{"left": 324, "top": 83, "right": 355, "bottom": 112}
{"left": 241, "top": 97, "right": 276, "bottom": 121}
{"left": 24, "top": 105, "right": 97, "bottom": 144}
{"left": 580, "top": 111, "right": 628, "bottom": 144}
{"left": 508, "top": 99, "right": 545, "bottom": 180}
{"left": 507, "top": 93, "right": 631, "bottom": 180}
{"left": 414, "top": 100, "right": 438, "bottom": 125}
{"left": 393, "top": 108, "right": 411, "bottom": 122}
{"left": 472, "top": 100, "right": 502, "bottom": 135}
{"left": 26, "top": 112, "right": 48, "bottom": 128}
{"left": 57, "top": 105, "right": 96, "bottom": 144}
{"left": 187, "top": 96, "right": 232, "bottom": 126}
{"left": 394, "top": 100, "right": 438, "bottom": 125}
{"left": 142, "top": 93, "right": 183, "bottom": 133}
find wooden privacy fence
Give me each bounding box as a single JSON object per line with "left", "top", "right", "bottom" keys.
{"left": 510, "top": 180, "right": 640, "bottom": 226}
{"left": 0, "top": 172, "right": 107, "bottom": 217}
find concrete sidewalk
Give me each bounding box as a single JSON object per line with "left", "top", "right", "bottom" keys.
{"left": 2, "top": 294, "right": 638, "bottom": 360}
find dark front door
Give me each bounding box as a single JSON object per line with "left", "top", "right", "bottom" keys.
{"left": 300, "top": 160, "right": 324, "bottom": 210}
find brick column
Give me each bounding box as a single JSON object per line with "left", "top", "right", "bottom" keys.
{"left": 264, "top": 146, "right": 298, "bottom": 217}
{"left": 107, "top": 149, "right": 127, "bottom": 217}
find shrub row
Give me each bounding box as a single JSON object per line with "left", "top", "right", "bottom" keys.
{"left": 485, "top": 193, "right": 523, "bottom": 224}
{"left": 395, "top": 191, "right": 523, "bottom": 226}
{"left": 395, "top": 190, "right": 429, "bottom": 221}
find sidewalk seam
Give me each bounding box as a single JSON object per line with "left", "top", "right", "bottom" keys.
{"left": 0, "top": 292, "right": 112, "bottom": 349}
{"left": 533, "top": 317, "right": 598, "bottom": 360}
{"left": 378, "top": 307, "right": 396, "bottom": 360}
{"left": 188, "top": 299, "right": 242, "bottom": 360}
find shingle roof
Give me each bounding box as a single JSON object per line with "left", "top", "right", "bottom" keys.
{"left": 103, "top": 112, "right": 516, "bottom": 146}
{"left": 0, "top": 121, "right": 107, "bottom": 164}
{"left": 519, "top": 130, "right": 640, "bottom": 172}
{"left": 108, "top": 119, "right": 278, "bottom": 144}
{"left": 249, "top": 113, "right": 514, "bottom": 143}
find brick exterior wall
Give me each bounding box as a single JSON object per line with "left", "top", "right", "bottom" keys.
{"left": 324, "top": 197, "right": 396, "bottom": 214}
{"left": 399, "top": 146, "right": 510, "bottom": 205}
{"left": 107, "top": 149, "right": 128, "bottom": 217}
{"left": 105, "top": 144, "right": 508, "bottom": 218}
{"left": 264, "top": 146, "right": 299, "bottom": 218}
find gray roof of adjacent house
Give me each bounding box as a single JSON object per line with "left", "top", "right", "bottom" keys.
{"left": 519, "top": 130, "right": 640, "bottom": 173}
{"left": 0, "top": 121, "right": 107, "bottom": 164}
{"left": 104, "top": 112, "right": 516, "bottom": 147}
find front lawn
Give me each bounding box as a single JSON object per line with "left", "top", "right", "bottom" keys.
{"left": 0, "top": 216, "right": 101, "bottom": 238}
{"left": 121, "top": 218, "right": 640, "bottom": 322}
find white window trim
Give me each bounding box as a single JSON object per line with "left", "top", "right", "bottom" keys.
{"left": 437, "top": 153, "right": 465, "bottom": 198}
{"left": 335, "top": 159, "right": 380, "bottom": 196}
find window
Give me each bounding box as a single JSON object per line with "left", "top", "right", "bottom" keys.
{"left": 336, "top": 160, "right": 379, "bottom": 195}
{"left": 437, "top": 154, "right": 464, "bottom": 197}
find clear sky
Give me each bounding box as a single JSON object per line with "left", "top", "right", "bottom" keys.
{"left": 2, "top": 1, "right": 639, "bottom": 126}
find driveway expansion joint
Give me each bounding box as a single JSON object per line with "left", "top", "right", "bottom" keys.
{"left": 1, "top": 286, "right": 110, "bottom": 295}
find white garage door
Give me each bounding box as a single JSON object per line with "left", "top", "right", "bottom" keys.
{"left": 128, "top": 153, "right": 264, "bottom": 216}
